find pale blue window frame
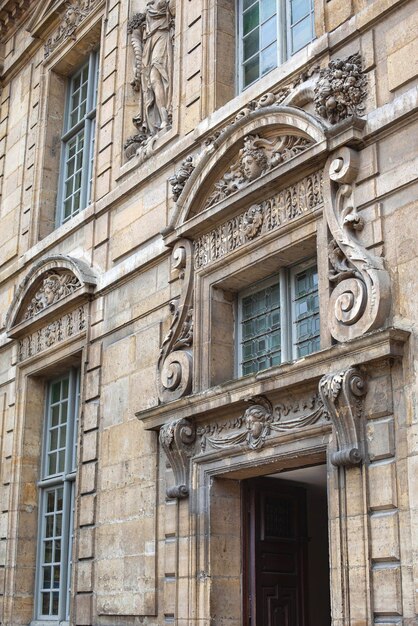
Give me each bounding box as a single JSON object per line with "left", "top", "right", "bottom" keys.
{"left": 237, "top": 260, "right": 319, "bottom": 375}
{"left": 35, "top": 369, "right": 80, "bottom": 623}
{"left": 56, "top": 51, "right": 99, "bottom": 226}
{"left": 238, "top": 0, "right": 315, "bottom": 90}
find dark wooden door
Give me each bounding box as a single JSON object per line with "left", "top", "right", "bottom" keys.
{"left": 243, "top": 478, "right": 309, "bottom": 626}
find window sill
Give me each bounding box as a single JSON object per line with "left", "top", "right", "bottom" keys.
{"left": 30, "top": 621, "right": 69, "bottom": 626}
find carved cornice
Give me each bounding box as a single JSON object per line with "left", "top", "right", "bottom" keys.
{"left": 319, "top": 367, "right": 367, "bottom": 467}
{"left": 0, "top": 0, "right": 32, "bottom": 41}
{"left": 157, "top": 240, "right": 194, "bottom": 403}
{"left": 197, "top": 393, "right": 326, "bottom": 453}
{"left": 44, "top": 0, "right": 102, "bottom": 58}
{"left": 159, "top": 418, "right": 196, "bottom": 499}
{"left": 323, "top": 147, "right": 391, "bottom": 342}
{"left": 194, "top": 169, "right": 323, "bottom": 270}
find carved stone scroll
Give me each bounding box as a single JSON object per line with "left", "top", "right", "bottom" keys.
{"left": 314, "top": 53, "right": 367, "bottom": 124}
{"left": 125, "top": 1, "right": 175, "bottom": 159}
{"left": 160, "top": 418, "right": 196, "bottom": 499}
{"left": 323, "top": 147, "right": 390, "bottom": 342}
{"left": 319, "top": 367, "right": 367, "bottom": 467}
{"left": 157, "top": 239, "right": 194, "bottom": 403}
{"left": 197, "top": 393, "right": 326, "bottom": 453}
{"left": 205, "top": 133, "right": 313, "bottom": 208}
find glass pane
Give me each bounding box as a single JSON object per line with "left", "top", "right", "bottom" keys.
{"left": 44, "top": 541, "right": 53, "bottom": 563}
{"left": 50, "top": 428, "right": 58, "bottom": 451}
{"left": 261, "top": 42, "right": 277, "bottom": 75}
{"left": 290, "top": 0, "right": 310, "bottom": 24}
{"left": 243, "top": 29, "right": 259, "bottom": 60}
{"left": 51, "top": 382, "right": 60, "bottom": 404}
{"left": 291, "top": 15, "right": 312, "bottom": 53}
{"left": 53, "top": 566, "right": 61, "bottom": 589}
{"left": 243, "top": 0, "right": 257, "bottom": 9}
{"left": 48, "top": 452, "right": 57, "bottom": 475}
{"left": 243, "top": 3, "right": 259, "bottom": 34}
{"left": 45, "top": 515, "right": 54, "bottom": 538}
{"left": 43, "top": 566, "right": 52, "bottom": 587}
{"left": 62, "top": 377, "right": 69, "bottom": 399}
{"left": 52, "top": 591, "right": 59, "bottom": 615}
{"left": 42, "top": 593, "right": 50, "bottom": 615}
{"left": 261, "top": 15, "right": 277, "bottom": 48}
{"left": 261, "top": 0, "right": 276, "bottom": 20}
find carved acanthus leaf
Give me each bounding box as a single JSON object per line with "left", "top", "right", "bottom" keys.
{"left": 314, "top": 52, "right": 367, "bottom": 124}
{"left": 159, "top": 418, "right": 196, "bottom": 499}
{"left": 22, "top": 272, "right": 82, "bottom": 321}
{"left": 194, "top": 170, "right": 323, "bottom": 270}
{"left": 323, "top": 148, "right": 390, "bottom": 341}
{"left": 319, "top": 367, "right": 367, "bottom": 467}
{"left": 125, "top": 1, "right": 175, "bottom": 160}
{"left": 44, "top": 0, "right": 101, "bottom": 58}
{"left": 157, "top": 240, "right": 194, "bottom": 403}
{"left": 205, "top": 133, "right": 313, "bottom": 209}
{"left": 197, "top": 393, "right": 326, "bottom": 453}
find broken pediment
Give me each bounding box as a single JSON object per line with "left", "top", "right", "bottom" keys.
{"left": 6, "top": 255, "right": 96, "bottom": 338}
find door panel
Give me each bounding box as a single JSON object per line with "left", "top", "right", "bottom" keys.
{"left": 243, "top": 478, "right": 308, "bottom": 626}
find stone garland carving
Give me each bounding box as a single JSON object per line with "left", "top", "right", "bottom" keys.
{"left": 323, "top": 147, "right": 390, "bottom": 342}
{"left": 314, "top": 53, "right": 367, "bottom": 124}
{"left": 194, "top": 169, "right": 323, "bottom": 270}
{"left": 18, "top": 306, "right": 86, "bottom": 362}
{"left": 169, "top": 156, "right": 195, "bottom": 202}
{"left": 198, "top": 394, "right": 326, "bottom": 452}
{"left": 44, "top": 0, "right": 101, "bottom": 58}
{"left": 205, "top": 133, "right": 313, "bottom": 209}
{"left": 22, "top": 272, "right": 82, "bottom": 321}
{"left": 159, "top": 418, "right": 196, "bottom": 499}
{"left": 319, "top": 367, "right": 367, "bottom": 467}
{"left": 157, "top": 239, "right": 194, "bottom": 403}
{"left": 124, "top": 1, "right": 175, "bottom": 160}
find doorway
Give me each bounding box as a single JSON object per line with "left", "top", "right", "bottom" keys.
{"left": 242, "top": 466, "right": 331, "bottom": 626}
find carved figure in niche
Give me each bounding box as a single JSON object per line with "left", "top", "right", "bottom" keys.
{"left": 205, "top": 133, "right": 312, "bottom": 208}
{"left": 126, "top": 1, "right": 175, "bottom": 158}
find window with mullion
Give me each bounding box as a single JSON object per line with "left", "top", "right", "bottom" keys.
{"left": 36, "top": 369, "right": 80, "bottom": 622}
{"left": 238, "top": 0, "right": 315, "bottom": 90}
{"left": 58, "top": 51, "right": 98, "bottom": 226}
{"left": 238, "top": 262, "right": 319, "bottom": 375}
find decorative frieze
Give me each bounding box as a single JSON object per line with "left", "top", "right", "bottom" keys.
{"left": 314, "top": 53, "right": 367, "bottom": 124}
{"left": 23, "top": 272, "right": 82, "bottom": 321}
{"left": 197, "top": 393, "right": 326, "bottom": 452}
{"left": 44, "top": 0, "right": 102, "bottom": 58}
{"left": 18, "top": 305, "right": 87, "bottom": 362}
{"left": 319, "top": 367, "right": 367, "bottom": 466}
{"left": 194, "top": 169, "right": 323, "bottom": 270}
{"left": 205, "top": 133, "right": 313, "bottom": 209}
{"left": 125, "top": 1, "right": 176, "bottom": 159}
{"left": 157, "top": 240, "right": 194, "bottom": 403}
{"left": 323, "top": 147, "right": 390, "bottom": 341}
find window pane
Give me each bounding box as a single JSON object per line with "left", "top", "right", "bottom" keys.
{"left": 243, "top": 3, "right": 259, "bottom": 34}
{"left": 243, "top": 55, "right": 260, "bottom": 87}
{"left": 293, "top": 265, "right": 320, "bottom": 358}
{"left": 261, "top": 0, "right": 276, "bottom": 20}
{"left": 261, "top": 16, "right": 277, "bottom": 49}
{"left": 290, "top": 0, "right": 310, "bottom": 23}
{"left": 261, "top": 42, "right": 277, "bottom": 75}
{"left": 243, "top": 28, "right": 260, "bottom": 61}
{"left": 291, "top": 15, "right": 313, "bottom": 53}
{"left": 244, "top": 0, "right": 257, "bottom": 9}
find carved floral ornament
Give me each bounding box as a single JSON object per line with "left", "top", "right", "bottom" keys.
{"left": 44, "top": 0, "right": 102, "bottom": 59}
{"left": 159, "top": 367, "right": 367, "bottom": 499}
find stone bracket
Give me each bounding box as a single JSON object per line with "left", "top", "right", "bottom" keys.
{"left": 319, "top": 367, "right": 367, "bottom": 467}
{"left": 159, "top": 418, "right": 196, "bottom": 499}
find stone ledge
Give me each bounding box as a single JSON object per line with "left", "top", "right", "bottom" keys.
{"left": 137, "top": 327, "right": 409, "bottom": 430}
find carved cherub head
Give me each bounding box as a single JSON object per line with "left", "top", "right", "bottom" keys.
{"left": 240, "top": 135, "right": 269, "bottom": 182}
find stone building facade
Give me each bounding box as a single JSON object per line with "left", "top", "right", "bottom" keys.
{"left": 0, "top": 0, "right": 417, "bottom": 624}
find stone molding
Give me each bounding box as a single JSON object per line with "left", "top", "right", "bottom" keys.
{"left": 159, "top": 418, "right": 196, "bottom": 499}
{"left": 319, "top": 367, "right": 367, "bottom": 466}
{"left": 193, "top": 169, "right": 323, "bottom": 270}
{"left": 0, "top": 0, "right": 31, "bottom": 40}
{"left": 43, "top": 0, "right": 102, "bottom": 58}
{"left": 323, "top": 147, "right": 391, "bottom": 342}
{"left": 157, "top": 239, "right": 194, "bottom": 403}
{"left": 6, "top": 255, "right": 96, "bottom": 338}
{"left": 125, "top": 0, "right": 176, "bottom": 160}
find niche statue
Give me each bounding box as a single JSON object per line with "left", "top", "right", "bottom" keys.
{"left": 125, "top": 1, "right": 175, "bottom": 159}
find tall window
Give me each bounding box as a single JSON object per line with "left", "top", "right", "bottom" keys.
{"left": 238, "top": 262, "right": 319, "bottom": 375}
{"left": 57, "top": 51, "right": 99, "bottom": 225}
{"left": 36, "top": 370, "right": 80, "bottom": 621}
{"left": 238, "top": 0, "right": 315, "bottom": 90}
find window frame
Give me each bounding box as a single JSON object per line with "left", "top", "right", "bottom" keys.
{"left": 236, "top": 259, "right": 319, "bottom": 377}
{"left": 55, "top": 50, "right": 99, "bottom": 227}
{"left": 237, "top": 0, "right": 315, "bottom": 91}
{"left": 34, "top": 368, "right": 80, "bottom": 623}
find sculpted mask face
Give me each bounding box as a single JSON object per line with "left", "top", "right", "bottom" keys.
{"left": 241, "top": 154, "right": 263, "bottom": 181}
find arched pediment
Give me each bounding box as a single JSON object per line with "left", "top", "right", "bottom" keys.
{"left": 6, "top": 255, "right": 97, "bottom": 338}
{"left": 167, "top": 106, "right": 328, "bottom": 239}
